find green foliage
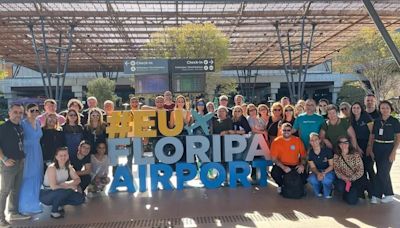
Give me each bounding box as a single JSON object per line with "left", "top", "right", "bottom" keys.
{"left": 334, "top": 28, "right": 400, "bottom": 101}
{"left": 0, "top": 70, "right": 8, "bottom": 80}
{"left": 337, "top": 81, "right": 367, "bottom": 104}
{"left": 142, "top": 23, "right": 229, "bottom": 71}
{"left": 141, "top": 23, "right": 231, "bottom": 98}
{"left": 86, "top": 78, "right": 118, "bottom": 108}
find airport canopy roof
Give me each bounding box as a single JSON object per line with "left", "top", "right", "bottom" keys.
{"left": 0, "top": 0, "right": 399, "bottom": 72}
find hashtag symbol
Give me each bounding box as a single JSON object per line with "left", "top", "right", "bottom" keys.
{"left": 107, "top": 111, "right": 132, "bottom": 138}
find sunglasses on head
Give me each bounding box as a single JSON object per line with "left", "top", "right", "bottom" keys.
{"left": 339, "top": 140, "right": 349, "bottom": 144}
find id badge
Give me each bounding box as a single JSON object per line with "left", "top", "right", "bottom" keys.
{"left": 379, "top": 128, "right": 384, "bottom": 136}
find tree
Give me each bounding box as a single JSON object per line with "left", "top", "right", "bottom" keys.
{"left": 141, "top": 23, "right": 231, "bottom": 99}
{"left": 337, "top": 81, "right": 366, "bottom": 104}
{"left": 86, "top": 78, "right": 118, "bottom": 108}
{"left": 334, "top": 28, "right": 400, "bottom": 101}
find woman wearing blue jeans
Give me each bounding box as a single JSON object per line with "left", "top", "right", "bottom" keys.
{"left": 40, "top": 147, "right": 84, "bottom": 219}
{"left": 307, "top": 133, "right": 335, "bottom": 198}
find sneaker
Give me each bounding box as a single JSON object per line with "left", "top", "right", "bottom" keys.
{"left": 50, "top": 212, "right": 64, "bottom": 219}
{"left": 324, "top": 195, "right": 332, "bottom": 199}
{"left": 381, "top": 195, "right": 394, "bottom": 203}
{"left": 58, "top": 206, "right": 65, "bottom": 214}
{"left": 9, "top": 213, "right": 31, "bottom": 221}
{"left": 0, "top": 219, "right": 10, "bottom": 227}
{"left": 277, "top": 187, "right": 282, "bottom": 193}
{"left": 317, "top": 193, "right": 323, "bottom": 197}
{"left": 371, "top": 196, "right": 380, "bottom": 204}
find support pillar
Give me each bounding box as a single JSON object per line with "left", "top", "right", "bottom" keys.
{"left": 269, "top": 82, "right": 281, "bottom": 102}
{"left": 330, "top": 81, "right": 343, "bottom": 104}
{"left": 72, "top": 86, "right": 83, "bottom": 100}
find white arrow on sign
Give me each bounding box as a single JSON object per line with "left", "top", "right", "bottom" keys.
{"left": 125, "top": 61, "right": 129, "bottom": 66}
{"left": 210, "top": 60, "right": 214, "bottom": 65}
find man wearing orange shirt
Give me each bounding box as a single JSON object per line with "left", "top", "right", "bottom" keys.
{"left": 271, "top": 123, "right": 307, "bottom": 193}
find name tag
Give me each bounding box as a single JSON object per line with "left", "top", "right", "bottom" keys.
{"left": 379, "top": 128, "right": 384, "bottom": 136}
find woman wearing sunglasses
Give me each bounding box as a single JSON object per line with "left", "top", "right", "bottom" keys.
{"left": 267, "top": 102, "right": 283, "bottom": 144}
{"left": 277, "top": 105, "right": 297, "bottom": 137}
{"left": 62, "top": 109, "right": 84, "bottom": 159}
{"left": 83, "top": 108, "right": 107, "bottom": 155}
{"left": 333, "top": 136, "right": 366, "bottom": 205}
{"left": 19, "top": 104, "right": 43, "bottom": 215}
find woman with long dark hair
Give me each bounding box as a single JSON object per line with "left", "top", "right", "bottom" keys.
{"left": 350, "top": 102, "right": 374, "bottom": 198}
{"left": 19, "top": 104, "right": 43, "bottom": 214}
{"left": 369, "top": 100, "right": 400, "bottom": 204}
{"left": 62, "top": 109, "right": 84, "bottom": 158}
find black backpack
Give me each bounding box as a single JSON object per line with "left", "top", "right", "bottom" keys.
{"left": 281, "top": 169, "right": 304, "bottom": 199}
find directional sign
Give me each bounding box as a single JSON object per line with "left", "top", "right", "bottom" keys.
{"left": 170, "top": 59, "right": 215, "bottom": 73}
{"left": 123, "top": 59, "right": 169, "bottom": 75}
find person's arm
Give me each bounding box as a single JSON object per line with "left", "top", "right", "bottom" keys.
{"left": 291, "top": 117, "right": 299, "bottom": 134}
{"left": 48, "top": 166, "right": 80, "bottom": 190}
{"left": 347, "top": 126, "right": 362, "bottom": 154}
{"left": 76, "top": 163, "right": 92, "bottom": 176}
{"left": 389, "top": 133, "right": 400, "bottom": 162}
{"left": 319, "top": 129, "right": 333, "bottom": 149}
{"left": 0, "top": 148, "right": 15, "bottom": 167}
{"left": 323, "top": 159, "right": 334, "bottom": 174}
{"left": 366, "top": 122, "right": 374, "bottom": 158}
{"left": 308, "top": 160, "right": 320, "bottom": 175}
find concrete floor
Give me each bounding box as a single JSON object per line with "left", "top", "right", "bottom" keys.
{"left": 12, "top": 151, "right": 400, "bottom": 228}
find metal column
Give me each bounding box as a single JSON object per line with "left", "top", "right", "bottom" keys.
{"left": 363, "top": 0, "right": 400, "bottom": 68}
{"left": 28, "top": 17, "right": 75, "bottom": 108}
{"left": 274, "top": 20, "right": 316, "bottom": 102}
{"left": 236, "top": 68, "right": 258, "bottom": 103}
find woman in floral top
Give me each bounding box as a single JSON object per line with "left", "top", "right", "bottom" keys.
{"left": 333, "top": 135, "right": 366, "bottom": 205}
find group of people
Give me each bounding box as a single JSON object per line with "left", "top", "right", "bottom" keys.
{"left": 0, "top": 97, "right": 111, "bottom": 225}
{"left": 0, "top": 91, "right": 398, "bottom": 226}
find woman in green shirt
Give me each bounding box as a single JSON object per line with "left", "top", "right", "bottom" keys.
{"left": 320, "top": 105, "right": 361, "bottom": 153}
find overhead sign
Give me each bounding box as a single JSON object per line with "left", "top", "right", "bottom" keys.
{"left": 170, "top": 59, "right": 215, "bottom": 73}
{"left": 123, "top": 59, "right": 169, "bottom": 75}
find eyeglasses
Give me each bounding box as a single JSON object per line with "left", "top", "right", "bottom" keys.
{"left": 340, "top": 108, "right": 347, "bottom": 111}
{"left": 273, "top": 109, "right": 281, "bottom": 112}
{"left": 197, "top": 103, "right": 205, "bottom": 106}
{"left": 282, "top": 129, "right": 292, "bottom": 132}
{"left": 29, "top": 109, "right": 40, "bottom": 113}
{"left": 285, "top": 109, "right": 294, "bottom": 112}
{"left": 339, "top": 140, "right": 349, "bottom": 144}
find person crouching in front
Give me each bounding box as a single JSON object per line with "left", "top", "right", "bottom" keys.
{"left": 271, "top": 123, "right": 307, "bottom": 198}
{"left": 40, "top": 147, "right": 84, "bottom": 219}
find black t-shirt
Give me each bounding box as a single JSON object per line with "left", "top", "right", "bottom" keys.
{"left": 232, "top": 116, "right": 251, "bottom": 134}
{"left": 41, "top": 128, "right": 66, "bottom": 161}
{"left": 373, "top": 116, "right": 400, "bottom": 141}
{"left": 212, "top": 118, "right": 233, "bottom": 134}
{"left": 351, "top": 112, "right": 373, "bottom": 141}
{"left": 0, "top": 121, "right": 25, "bottom": 160}
{"left": 367, "top": 109, "right": 380, "bottom": 120}
{"left": 70, "top": 153, "right": 90, "bottom": 172}
{"left": 308, "top": 147, "right": 333, "bottom": 170}
{"left": 267, "top": 116, "right": 280, "bottom": 137}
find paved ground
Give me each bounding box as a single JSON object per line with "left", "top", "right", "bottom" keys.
{"left": 11, "top": 150, "right": 400, "bottom": 228}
